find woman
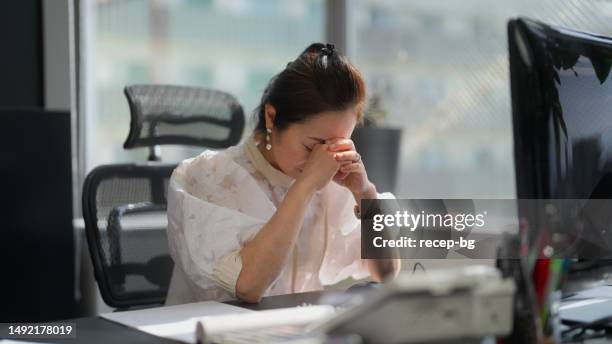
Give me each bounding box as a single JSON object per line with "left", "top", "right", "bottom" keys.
{"left": 166, "top": 43, "right": 400, "bottom": 305}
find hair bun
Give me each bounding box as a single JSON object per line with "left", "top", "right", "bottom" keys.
{"left": 253, "top": 42, "right": 365, "bottom": 135}
{"left": 321, "top": 43, "right": 336, "bottom": 56}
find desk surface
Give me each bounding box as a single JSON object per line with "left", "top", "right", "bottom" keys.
{"left": 9, "top": 291, "right": 328, "bottom": 344}
{"left": 7, "top": 289, "right": 612, "bottom": 344}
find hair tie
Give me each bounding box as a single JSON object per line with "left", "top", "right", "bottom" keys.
{"left": 321, "top": 43, "right": 336, "bottom": 56}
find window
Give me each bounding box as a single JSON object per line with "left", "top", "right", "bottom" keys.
{"left": 347, "top": 0, "right": 612, "bottom": 198}
{"left": 82, "top": 0, "right": 612, "bottom": 198}
{"left": 81, "top": 0, "right": 324, "bottom": 171}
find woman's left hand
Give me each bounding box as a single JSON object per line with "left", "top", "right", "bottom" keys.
{"left": 328, "top": 138, "right": 401, "bottom": 280}
{"left": 326, "top": 138, "right": 377, "bottom": 202}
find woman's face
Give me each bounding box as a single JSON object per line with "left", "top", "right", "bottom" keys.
{"left": 264, "top": 106, "right": 359, "bottom": 179}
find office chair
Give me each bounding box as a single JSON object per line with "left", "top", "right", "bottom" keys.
{"left": 83, "top": 84, "right": 245, "bottom": 308}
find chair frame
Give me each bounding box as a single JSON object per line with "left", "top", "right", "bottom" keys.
{"left": 84, "top": 84, "right": 245, "bottom": 308}
{"left": 82, "top": 163, "right": 177, "bottom": 308}
{"left": 123, "top": 84, "right": 245, "bottom": 161}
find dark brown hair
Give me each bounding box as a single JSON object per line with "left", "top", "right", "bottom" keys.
{"left": 254, "top": 43, "right": 366, "bottom": 133}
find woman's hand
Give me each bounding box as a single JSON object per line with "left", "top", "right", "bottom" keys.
{"left": 327, "top": 138, "right": 377, "bottom": 203}
{"left": 296, "top": 143, "right": 341, "bottom": 192}
{"left": 239, "top": 143, "right": 339, "bottom": 303}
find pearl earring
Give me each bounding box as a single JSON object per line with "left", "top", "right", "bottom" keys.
{"left": 265, "top": 128, "right": 272, "bottom": 151}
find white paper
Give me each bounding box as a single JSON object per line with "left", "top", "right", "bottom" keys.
{"left": 561, "top": 286, "right": 612, "bottom": 323}
{"left": 563, "top": 286, "right": 612, "bottom": 300}
{"left": 197, "top": 305, "right": 336, "bottom": 338}
{"left": 560, "top": 298, "right": 612, "bottom": 323}
{"left": 100, "top": 301, "right": 252, "bottom": 343}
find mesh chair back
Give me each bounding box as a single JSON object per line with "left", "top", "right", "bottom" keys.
{"left": 82, "top": 164, "right": 176, "bottom": 308}
{"left": 123, "top": 84, "right": 245, "bottom": 149}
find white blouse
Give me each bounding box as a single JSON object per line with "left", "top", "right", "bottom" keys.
{"left": 165, "top": 136, "right": 390, "bottom": 305}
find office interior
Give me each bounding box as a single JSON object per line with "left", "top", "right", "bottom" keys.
{"left": 2, "top": 1, "right": 612, "bottom": 343}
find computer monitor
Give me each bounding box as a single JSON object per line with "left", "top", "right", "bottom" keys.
{"left": 509, "top": 18, "right": 612, "bottom": 286}
{"left": 510, "top": 18, "right": 612, "bottom": 200}
{"left": 0, "top": 109, "right": 75, "bottom": 321}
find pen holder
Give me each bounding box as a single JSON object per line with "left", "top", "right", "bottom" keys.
{"left": 497, "top": 235, "right": 549, "bottom": 344}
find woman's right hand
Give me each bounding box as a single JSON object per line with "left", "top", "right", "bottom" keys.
{"left": 296, "top": 144, "right": 342, "bottom": 191}
{"left": 238, "top": 145, "right": 340, "bottom": 302}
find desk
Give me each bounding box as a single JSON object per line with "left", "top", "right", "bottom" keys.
{"left": 7, "top": 289, "right": 612, "bottom": 344}
{"left": 6, "top": 291, "right": 328, "bottom": 344}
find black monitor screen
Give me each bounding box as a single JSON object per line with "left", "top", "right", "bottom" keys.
{"left": 553, "top": 53, "right": 612, "bottom": 199}
{"left": 509, "top": 18, "right": 612, "bottom": 268}
{"left": 510, "top": 19, "right": 612, "bottom": 200}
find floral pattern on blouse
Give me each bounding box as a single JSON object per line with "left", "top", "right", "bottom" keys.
{"left": 165, "top": 137, "right": 391, "bottom": 305}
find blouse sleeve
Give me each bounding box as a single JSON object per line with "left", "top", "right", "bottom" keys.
{"left": 319, "top": 184, "right": 395, "bottom": 285}
{"left": 166, "top": 155, "right": 273, "bottom": 297}
{"left": 211, "top": 250, "right": 243, "bottom": 296}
